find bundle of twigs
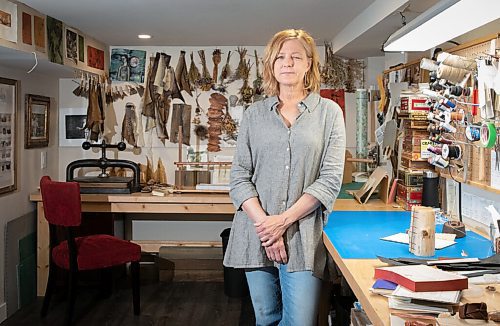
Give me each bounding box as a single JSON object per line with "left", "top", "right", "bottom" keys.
{"left": 198, "top": 50, "right": 213, "bottom": 91}
{"left": 188, "top": 51, "right": 201, "bottom": 89}
{"left": 252, "top": 50, "right": 264, "bottom": 99}
{"left": 239, "top": 59, "right": 254, "bottom": 104}
{"left": 220, "top": 51, "right": 232, "bottom": 82}
{"left": 229, "top": 47, "right": 249, "bottom": 83}
{"left": 212, "top": 49, "right": 222, "bottom": 84}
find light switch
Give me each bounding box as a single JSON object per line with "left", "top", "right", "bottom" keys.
{"left": 40, "top": 151, "right": 47, "bottom": 169}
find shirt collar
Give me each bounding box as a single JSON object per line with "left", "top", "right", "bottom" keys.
{"left": 269, "top": 92, "right": 320, "bottom": 113}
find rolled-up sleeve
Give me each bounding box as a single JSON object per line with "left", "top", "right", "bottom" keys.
{"left": 229, "top": 109, "right": 258, "bottom": 210}
{"left": 304, "top": 106, "right": 346, "bottom": 212}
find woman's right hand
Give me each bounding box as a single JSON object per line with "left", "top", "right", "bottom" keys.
{"left": 264, "top": 236, "right": 288, "bottom": 264}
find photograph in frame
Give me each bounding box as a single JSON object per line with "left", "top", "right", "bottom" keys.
{"left": 59, "top": 107, "right": 88, "bottom": 147}
{"left": 65, "top": 27, "right": 78, "bottom": 64}
{"left": 0, "top": 77, "right": 18, "bottom": 195}
{"left": 0, "top": 0, "right": 17, "bottom": 43}
{"left": 25, "top": 94, "right": 50, "bottom": 148}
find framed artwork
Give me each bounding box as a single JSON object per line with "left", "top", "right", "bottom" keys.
{"left": 33, "top": 15, "right": 45, "bottom": 52}
{"left": 46, "top": 15, "right": 63, "bottom": 64}
{"left": 78, "top": 34, "right": 84, "bottom": 62}
{"left": 110, "top": 48, "right": 147, "bottom": 82}
{"left": 21, "top": 11, "right": 32, "bottom": 45}
{"left": 0, "top": 77, "right": 18, "bottom": 195}
{"left": 87, "top": 45, "right": 104, "bottom": 70}
{"left": 25, "top": 94, "right": 50, "bottom": 148}
{"left": 58, "top": 107, "right": 88, "bottom": 147}
{"left": 0, "top": 0, "right": 17, "bottom": 43}
{"left": 65, "top": 27, "right": 78, "bottom": 64}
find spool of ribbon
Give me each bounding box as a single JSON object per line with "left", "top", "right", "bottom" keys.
{"left": 428, "top": 154, "right": 449, "bottom": 168}
{"left": 439, "top": 98, "right": 456, "bottom": 109}
{"left": 450, "top": 111, "right": 463, "bottom": 121}
{"left": 465, "top": 124, "right": 481, "bottom": 141}
{"left": 442, "top": 220, "right": 466, "bottom": 238}
{"left": 427, "top": 124, "right": 442, "bottom": 134}
{"left": 437, "top": 52, "right": 477, "bottom": 71}
{"left": 437, "top": 64, "right": 470, "bottom": 84}
{"left": 442, "top": 144, "right": 461, "bottom": 160}
{"left": 427, "top": 145, "right": 442, "bottom": 155}
{"left": 440, "top": 122, "right": 456, "bottom": 133}
{"left": 430, "top": 135, "right": 452, "bottom": 145}
{"left": 480, "top": 122, "right": 497, "bottom": 148}
{"left": 420, "top": 58, "right": 439, "bottom": 71}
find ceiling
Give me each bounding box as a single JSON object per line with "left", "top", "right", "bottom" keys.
{"left": 17, "top": 0, "right": 440, "bottom": 58}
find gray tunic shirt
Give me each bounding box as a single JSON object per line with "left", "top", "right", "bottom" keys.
{"left": 223, "top": 92, "right": 346, "bottom": 278}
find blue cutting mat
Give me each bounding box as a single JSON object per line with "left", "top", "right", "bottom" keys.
{"left": 324, "top": 211, "right": 493, "bottom": 259}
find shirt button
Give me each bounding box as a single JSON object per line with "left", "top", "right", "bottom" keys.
{"left": 282, "top": 201, "right": 286, "bottom": 206}
{"left": 287, "top": 130, "right": 291, "bottom": 135}
{"left": 286, "top": 147, "right": 290, "bottom": 151}
{"left": 285, "top": 165, "right": 289, "bottom": 170}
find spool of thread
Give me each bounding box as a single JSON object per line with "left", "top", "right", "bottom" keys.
{"left": 436, "top": 52, "right": 477, "bottom": 70}
{"left": 427, "top": 124, "right": 442, "bottom": 134}
{"left": 437, "top": 64, "right": 470, "bottom": 84}
{"left": 462, "top": 87, "right": 471, "bottom": 97}
{"left": 420, "top": 58, "right": 439, "bottom": 71}
{"left": 440, "top": 122, "right": 456, "bottom": 133}
{"left": 439, "top": 98, "right": 456, "bottom": 109}
{"left": 428, "top": 155, "right": 449, "bottom": 168}
{"left": 442, "top": 144, "right": 461, "bottom": 160}
{"left": 465, "top": 124, "right": 481, "bottom": 141}
{"left": 429, "top": 135, "right": 452, "bottom": 145}
{"left": 449, "top": 86, "right": 463, "bottom": 97}
{"left": 427, "top": 145, "right": 442, "bottom": 155}
{"left": 450, "top": 111, "right": 463, "bottom": 121}
{"left": 442, "top": 220, "right": 466, "bottom": 238}
{"left": 480, "top": 122, "right": 497, "bottom": 148}
{"left": 422, "top": 170, "right": 439, "bottom": 208}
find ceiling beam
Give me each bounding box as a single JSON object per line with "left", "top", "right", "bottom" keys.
{"left": 330, "top": 0, "right": 409, "bottom": 54}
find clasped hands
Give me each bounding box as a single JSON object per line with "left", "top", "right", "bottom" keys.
{"left": 255, "top": 214, "right": 289, "bottom": 264}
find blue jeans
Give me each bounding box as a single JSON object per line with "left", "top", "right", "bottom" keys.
{"left": 245, "top": 265, "right": 322, "bottom": 326}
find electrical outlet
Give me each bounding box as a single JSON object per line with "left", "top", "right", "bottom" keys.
{"left": 40, "top": 151, "right": 47, "bottom": 169}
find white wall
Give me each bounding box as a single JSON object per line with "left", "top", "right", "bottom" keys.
{"left": 0, "top": 65, "right": 59, "bottom": 322}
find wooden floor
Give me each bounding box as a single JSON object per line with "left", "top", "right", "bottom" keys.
{"left": 1, "top": 280, "right": 255, "bottom": 326}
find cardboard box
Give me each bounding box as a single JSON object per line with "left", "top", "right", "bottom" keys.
{"left": 400, "top": 96, "right": 431, "bottom": 116}
{"left": 396, "top": 182, "right": 423, "bottom": 203}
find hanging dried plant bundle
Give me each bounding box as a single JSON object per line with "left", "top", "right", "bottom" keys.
{"left": 188, "top": 51, "right": 201, "bottom": 89}
{"left": 121, "top": 102, "right": 137, "bottom": 146}
{"left": 239, "top": 59, "right": 254, "bottom": 104}
{"left": 175, "top": 50, "right": 193, "bottom": 97}
{"left": 222, "top": 107, "right": 237, "bottom": 138}
{"left": 192, "top": 93, "right": 204, "bottom": 125}
{"left": 252, "top": 49, "right": 264, "bottom": 98}
{"left": 320, "top": 42, "right": 364, "bottom": 92}
{"left": 220, "top": 51, "right": 232, "bottom": 82}
{"left": 206, "top": 93, "right": 227, "bottom": 152}
{"left": 146, "top": 156, "right": 155, "bottom": 184}
{"left": 212, "top": 48, "right": 222, "bottom": 84}
{"left": 198, "top": 50, "right": 213, "bottom": 91}
{"left": 194, "top": 124, "right": 208, "bottom": 140}
{"left": 229, "top": 47, "right": 248, "bottom": 83}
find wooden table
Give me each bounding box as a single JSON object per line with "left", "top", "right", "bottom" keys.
{"left": 323, "top": 201, "right": 500, "bottom": 326}
{"left": 30, "top": 191, "right": 235, "bottom": 296}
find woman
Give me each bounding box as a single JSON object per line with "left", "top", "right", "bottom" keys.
{"left": 223, "top": 29, "right": 346, "bottom": 326}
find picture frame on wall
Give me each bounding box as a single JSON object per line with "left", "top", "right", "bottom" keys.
{"left": 58, "top": 107, "right": 88, "bottom": 147}
{"left": 25, "top": 94, "right": 50, "bottom": 148}
{"left": 0, "top": 77, "right": 18, "bottom": 195}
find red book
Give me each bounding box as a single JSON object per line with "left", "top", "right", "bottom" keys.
{"left": 374, "top": 265, "right": 468, "bottom": 292}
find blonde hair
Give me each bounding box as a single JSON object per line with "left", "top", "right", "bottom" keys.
{"left": 262, "top": 29, "right": 321, "bottom": 96}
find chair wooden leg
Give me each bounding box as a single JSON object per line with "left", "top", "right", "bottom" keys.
{"left": 131, "top": 261, "right": 140, "bottom": 315}
{"left": 65, "top": 270, "right": 78, "bottom": 326}
{"left": 41, "top": 263, "right": 57, "bottom": 317}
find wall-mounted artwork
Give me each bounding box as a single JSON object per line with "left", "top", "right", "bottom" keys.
{"left": 58, "top": 107, "right": 88, "bottom": 147}
{"left": 33, "top": 15, "right": 45, "bottom": 52}
{"left": 87, "top": 45, "right": 104, "bottom": 70}
{"left": 25, "top": 94, "right": 50, "bottom": 148}
{"left": 46, "top": 16, "right": 63, "bottom": 64}
{"left": 0, "top": 77, "right": 18, "bottom": 195}
{"left": 0, "top": 0, "right": 17, "bottom": 43}
{"left": 21, "top": 12, "right": 32, "bottom": 45}
{"left": 65, "top": 27, "right": 77, "bottom": 64}
{"left": 78, "top": 34, "right": 84, "bottom": 62}
{"left": 110, "top": 48, "right": 147, "bottom": 82}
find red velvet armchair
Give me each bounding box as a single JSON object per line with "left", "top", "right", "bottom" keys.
{"left": 39, "top": 176, "right": 141, "bottom": 325}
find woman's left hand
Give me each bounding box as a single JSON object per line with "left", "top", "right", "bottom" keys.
{"left": 255, "top": 215, "right": 287, "bottom": 247}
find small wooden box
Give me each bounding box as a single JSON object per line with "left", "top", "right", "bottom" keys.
{"left": 398, "top": 169, "right": 424, "bottom": 186}
{"left": 396, "top": 182, "right": 422, "bottom": 203}
{"left": 400, "top": 96, "right": 431, "bottom": 116}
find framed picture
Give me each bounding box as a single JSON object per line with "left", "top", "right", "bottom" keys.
{"left": 25, "top": 94, "right": 50, "bottom": 148}
{"left": 0, "top": 77, "right": 18, "bottom": 195}
{"left": 58, "top": 107, "right": 88, "bottom": 147}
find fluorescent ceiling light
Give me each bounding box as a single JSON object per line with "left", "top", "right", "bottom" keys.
{"left": 384, "top": 0, "right": 500, "bottom": 52}
{"left": 138, "top": 34, "right": 151, "bottom": 39}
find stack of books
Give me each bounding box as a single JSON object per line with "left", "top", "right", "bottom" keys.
{"left": 372, "top": 264, "right": 467, "bottom": 317}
